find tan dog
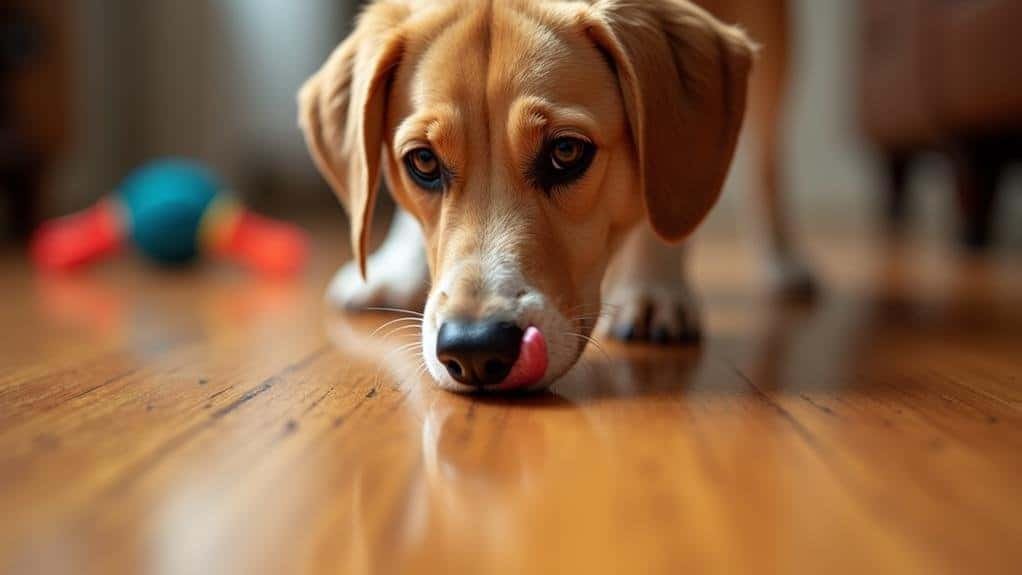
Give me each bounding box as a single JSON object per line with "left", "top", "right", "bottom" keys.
{"left": 300, "top": 0, "right": 811, "bottom": 391}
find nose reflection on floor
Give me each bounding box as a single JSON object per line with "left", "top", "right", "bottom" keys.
{"left": 322, "top": 302, "right": 829, "bottom": 573}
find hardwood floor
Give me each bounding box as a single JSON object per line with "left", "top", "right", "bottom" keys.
{"left": 0, "top": 222, "right": 1020, "bottom": 574}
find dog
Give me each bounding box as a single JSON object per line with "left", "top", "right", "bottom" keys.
{"left": 300, "top": 0, "right": 815, "bottom": 392}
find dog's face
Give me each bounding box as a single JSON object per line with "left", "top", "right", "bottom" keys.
{"left": 301, "top": 0, "right": 752, "bottom": 391}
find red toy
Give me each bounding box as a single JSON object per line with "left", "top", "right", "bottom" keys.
{"left": 31, "top": 159, "right": 309, "bottom": 277}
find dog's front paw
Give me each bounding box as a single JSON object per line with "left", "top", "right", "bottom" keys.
{"left": 326, "top": 210, "right": 430, "bottom": 311}
{"left": 325, "top": 258, "right": 427, "bottom": 311}
{"left": 764, "top": 253, "right": 818, "bottom": 301}
{"left": 598, "top": 282, "right": 702, "bottom": 344}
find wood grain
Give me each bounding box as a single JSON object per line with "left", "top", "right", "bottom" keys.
{"left": 0, "top": 224, "right": 1020, "bottom": 575}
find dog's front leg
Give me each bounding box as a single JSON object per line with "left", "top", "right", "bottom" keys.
{"left": 326, "top": 209, "right": 429, "bottom": 311}
{"left": 597, "top": 224, "right": 702, "bottom": 344}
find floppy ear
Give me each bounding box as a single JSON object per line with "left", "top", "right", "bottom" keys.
{"left": 586, "top": 0, "right": 754, "bottom": 242}
{"left": 298, "top": 6, "right": 407, "bottom": 278}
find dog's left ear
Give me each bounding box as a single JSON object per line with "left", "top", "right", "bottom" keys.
{"left": 298, "top": 4, "right": 408, "bottom": 278}
{"left": 585, "top": 0, "right": 754, "bottom": 243}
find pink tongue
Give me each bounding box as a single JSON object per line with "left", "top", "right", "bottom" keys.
{"left": 500, "top": 326, "right": 548, "bottom": 390}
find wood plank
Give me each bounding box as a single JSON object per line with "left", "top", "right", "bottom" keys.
{"left": 0, "top": 226, "right": 1020, "bottom": 574}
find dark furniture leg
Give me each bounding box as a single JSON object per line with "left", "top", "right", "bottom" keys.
{"left": 0, "top": 131, "right": 42, "bottom": 241}
{"left": 950, "top": 141, "right": 1002, "bottom": 250}
{"left": 7, "top": 157, "right": 41, "bottom": 240}
{"left": 883, "top": 151, "right": 913, "bottom": 231}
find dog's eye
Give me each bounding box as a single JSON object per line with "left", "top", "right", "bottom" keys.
{"left": 551, "top": 138, "right": 587, "bottom": 170}
{"left": 404, "top": 148, "right": 444, "bottom": 192}
{"left": 530, "top": 136, "right": 596, "bottom": 194}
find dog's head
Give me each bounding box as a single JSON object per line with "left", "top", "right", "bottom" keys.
{"left": 300, "top": 0, "right": 752, "bottom": 391}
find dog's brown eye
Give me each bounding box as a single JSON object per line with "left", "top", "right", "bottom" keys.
{"left": 551, "top": 138, "right": 586, "bottom": 170}
{"left": 529, "top": 136, "right": 596, "bottom": 195}
{"left": 411, "top": 149, "right": 438, "bottom": 175}
{"left": 404, "top": 148, "right": 444, "bottom": 192}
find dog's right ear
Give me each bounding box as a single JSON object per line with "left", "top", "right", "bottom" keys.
{"left": 298, "top": 4, "right": 408, "bottom": 278}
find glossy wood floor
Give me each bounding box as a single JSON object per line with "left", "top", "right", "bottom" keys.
{"left": 1, "top": 221, "right": 1020, "bottom": 575}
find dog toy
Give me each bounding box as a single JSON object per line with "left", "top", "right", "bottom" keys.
{"left": 31, "top": 159, "right": 308, "bottom": 276}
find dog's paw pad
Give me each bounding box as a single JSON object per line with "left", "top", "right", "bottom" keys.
{"left": 599, "top": 285, "right": 702, "bottom": 345}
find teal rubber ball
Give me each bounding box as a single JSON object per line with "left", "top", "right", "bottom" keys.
{"left": 117, "top": 160, "right": 222, "bottom": 264}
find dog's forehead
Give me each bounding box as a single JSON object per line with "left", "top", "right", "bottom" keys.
{"left": 402, "top": 1, "right": 616, "bottom": 116}
{"left": 488, "top": 4, "right": 586, "bottom": 95}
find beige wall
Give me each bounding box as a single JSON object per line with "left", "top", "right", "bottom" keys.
{"left": 52, "top": 0, "right": 357, "bottom": 213}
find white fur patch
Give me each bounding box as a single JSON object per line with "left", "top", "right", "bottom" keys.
{"left": 325, "top": 210, "right": 429, "bottom": 310}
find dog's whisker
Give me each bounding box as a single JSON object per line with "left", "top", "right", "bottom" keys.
{"left": 563, "top": 332, "right": 611, "bottom": 361}
{"left": 383, "top": 323, "right": 422, "bottom": 335}
{"left": 365, "top": 306, "right": 425, "bottom": 318}
{"left": 570, "top": 314, "right": 613, "bottom": 328}
{"left": 554, "top": 333, "right": 588, "bottom": 359}
{"left": 417, "top": 362, "right": 431, "bottom": 379}
{"left": 377, "top": 332, "right": 419, "bottom": 347}
{"left": 566, "top": 302, "right": 621, "bottom": 315}
{"left": 379, "top": 340, "right": 425, "bottom": 369}
{"left": 384, "top": 335, "right": 422, "bottom": 349}
{"left": 570, "top": 311, "right": 614, "bottom": 319}
{"left": 379, "top": 323, "right": 423, "bottom": 341}
{"left": 371, "top": 317, "right": 423, "bottom": 338}
{"left": 569, "top": 317, "right": 611, "bottom": 326}
{"left": 569, "top": 316, "right": 611, "bottom": 336}
{"left": 380, "top": 328, "right": 423, "bottom": 342}
{"left": 578, "top": 333, "right": 612, "bottom": 359}
{"left": 390, "top": 341, "right": 423, "bottom": 355}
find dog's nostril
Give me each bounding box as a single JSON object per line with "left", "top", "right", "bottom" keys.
{"left": 445, "top": 360, "right": 464, "bottom": 379}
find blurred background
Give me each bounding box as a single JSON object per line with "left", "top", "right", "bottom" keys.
{"left": 2, "top": 0, "right": 1021, "bottom": 250}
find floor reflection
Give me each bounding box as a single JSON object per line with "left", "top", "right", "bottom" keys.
{"left": 321, "top": 310, "right": 790, "bottom": 572}
{"left": 315, "top": 234, "right": 1021, "bottom": 572}
{"left": 30, "top": 268, "right": 307, "bottom": 361}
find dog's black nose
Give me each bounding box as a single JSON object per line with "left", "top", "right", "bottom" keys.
{"left": 436, "top": 319, "right": 524, "bottom": 387}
